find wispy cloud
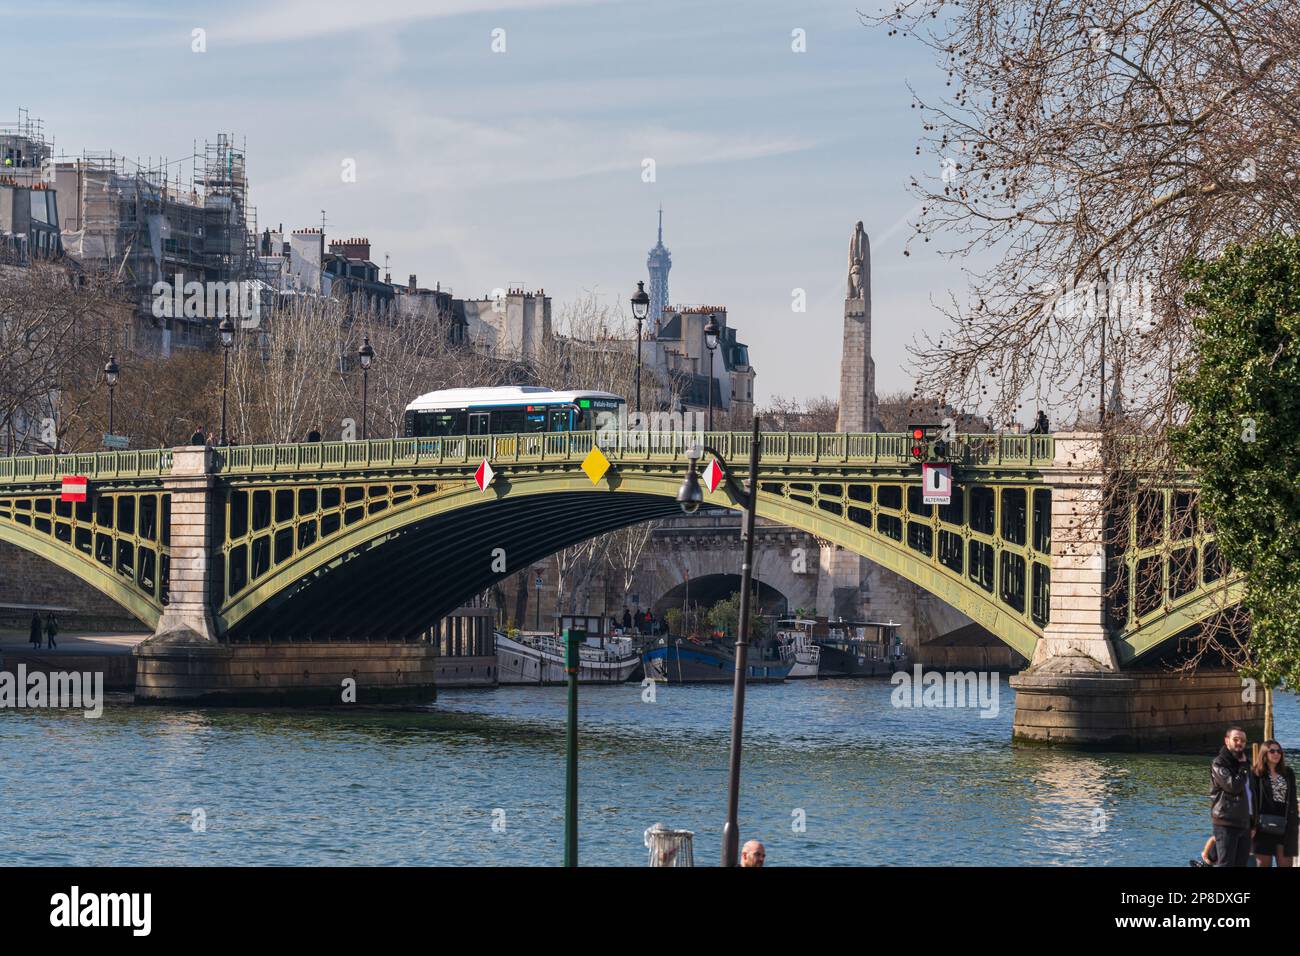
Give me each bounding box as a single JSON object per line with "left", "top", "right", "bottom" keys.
{"left": 209, "top": 0, "right": 608, "bottom": 46}
{"left": 371, "top": 111, "right": 811, "bottom": 190}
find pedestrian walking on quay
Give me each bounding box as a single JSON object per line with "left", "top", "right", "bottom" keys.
{"left": 622, "top": 607, "right": 632, "bottom": 631}
{"left": 28, "top": 611, "right": 42, "bottom": 649}
{"left": 1210, "top": 726, "right": 1255, "bottom": 867}
{"left": 1251, "top": 740, "right": 1297, "bottom": 867}
{"left": 43, "top": 612, "right": 58, "bottom": 650}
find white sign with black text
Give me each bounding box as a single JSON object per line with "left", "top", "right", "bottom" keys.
{"left": 922, "top": 463, "right": 953, "bottom": 506}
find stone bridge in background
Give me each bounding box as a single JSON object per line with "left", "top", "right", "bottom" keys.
{"left": 0, "top": 430, "right": 1256, "bottom": 748}
{"left": 633, "top": 513, "right": 1024, "bottom": 671}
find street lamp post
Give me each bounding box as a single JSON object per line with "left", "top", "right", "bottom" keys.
{"left": 703, "top": 314, "right": 720, "bottom": 432}
{"left": 1097, "top": 270, "right": 1109, "bottom": 427}
{"left": 534, "top": 568, "right": 544, "bottom": 632}
{"left": 631, "top": 281, "right": 650, "bottom": 414}
{"left": 677, "top": 414, "right": 762, "bottom": 867}
{"left": 218, "top": 318, "right": 234, "bottom": 446}
{"left": 104, "top": 355, "right": 119, "bottom": 438}
{"left": 359, "top": 336, "right": 374, "bottom": 441}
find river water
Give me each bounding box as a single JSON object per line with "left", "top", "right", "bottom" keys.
{"left": 1, "top": 677, "right": 1293, "bottom": 866}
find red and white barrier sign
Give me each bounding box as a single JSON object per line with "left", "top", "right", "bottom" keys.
{"left": 475, "top": 459, "right": 495, "bottom": 492}
{"left": 60, "top": 475, "right": 89, "bottom": 503}
{"left": 703, "top": 458, "right": 724, "bottom": 493}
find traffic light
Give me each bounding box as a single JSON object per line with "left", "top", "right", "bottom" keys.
{"left": 910, "top": 426, "right": 926, "bottom": 460}
{"left": 908, "top": 424, "right": 950, "bottom": 462}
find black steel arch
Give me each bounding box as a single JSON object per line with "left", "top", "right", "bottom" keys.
{"left": 228, "top": 491, "right": 683, "bottom": 640}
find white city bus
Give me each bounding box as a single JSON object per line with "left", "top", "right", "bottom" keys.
{"left": 403, "top": 386, "right": 625, "bottom": 437}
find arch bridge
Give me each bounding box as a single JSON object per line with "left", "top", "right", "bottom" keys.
{"left": 0, "top": 430, "right": 1237, "bottom": 672}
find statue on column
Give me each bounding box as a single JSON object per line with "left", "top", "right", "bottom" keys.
{"left": 847, "top": 221, "right": 868, "bottom": 300}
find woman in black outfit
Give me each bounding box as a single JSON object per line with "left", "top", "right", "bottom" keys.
{"left": 1251, "top": 740, "right": 1298, "bottom": 867}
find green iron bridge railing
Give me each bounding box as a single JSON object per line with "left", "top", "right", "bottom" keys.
{"left": 218, "top": 431, "right": 1055, "bottom": 474}
{"left": 0, "top": 432, "right": 1056, "bottom": 483}
{"left": 0, "top": 449, "right": 174, "bottom": 484}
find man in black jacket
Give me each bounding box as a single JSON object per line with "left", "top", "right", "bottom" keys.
{"left": 1211, "top": 726, "right": 1254, "bottom": 866}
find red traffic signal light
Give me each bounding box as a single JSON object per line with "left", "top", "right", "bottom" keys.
{"left": 909, "top": 424, "right": 949, "bottom": 462}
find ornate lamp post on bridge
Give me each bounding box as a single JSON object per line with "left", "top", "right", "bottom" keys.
{"left": 631, "top": 281, "right": 650, "bottom": 414}
{"left": 1096, "top": 270, "right": 1110, "bottom": 427}
{"left": 703, "top": 313, "right": 720, "bottom": 432}
{"left": 218, "top": 317, "right": 234, "bottom": 446}
{"left": 358, "top": 336, "right": 374, "bottom": 441}
{"left": 677, "top": 414, "right": 762, "bottom": 867}
{"left": 534, "top": 567, "right": 545, "bottom": 632}
{"left": 103, "top": 354, "right": 119, "bottom": 438}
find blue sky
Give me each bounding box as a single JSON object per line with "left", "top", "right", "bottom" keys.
{"left": 7, "top": 0, "right": 965, "bottom": 404}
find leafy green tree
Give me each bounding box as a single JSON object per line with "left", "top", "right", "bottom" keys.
{"left": 704, "top": 593, "right": 765, "bottom": 640}
{"left": 1173, "top": 235, "right": 1300, "bottom": 693}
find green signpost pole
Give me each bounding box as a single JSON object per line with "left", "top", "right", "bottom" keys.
{"left": 563, "top": 627, "right": 582, "bottom": 866}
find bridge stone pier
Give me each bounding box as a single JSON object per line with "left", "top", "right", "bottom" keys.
{"left": 133, "top": 445, "right": 438, "bottom": 705}
{"left": 1009, "top": 434, "right": 1261, "bottom": 750}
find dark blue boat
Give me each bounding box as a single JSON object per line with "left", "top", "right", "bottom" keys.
{"left": 643, "top": 637, "right": 793, "bottom": 683}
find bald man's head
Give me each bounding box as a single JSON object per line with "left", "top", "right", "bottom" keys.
{"left": 740, "top": 839, "right": 766, "bottom": 867}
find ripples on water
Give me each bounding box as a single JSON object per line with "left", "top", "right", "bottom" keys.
{"left": 1, "top": 680, "right": 1294, "bottom": 866}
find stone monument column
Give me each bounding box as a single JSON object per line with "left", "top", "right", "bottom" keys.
{"left": 828, "top": 221, "right": 878, "bottom": 623}
{"left": 837, "top": 221, "right": 879, "bottom": 433}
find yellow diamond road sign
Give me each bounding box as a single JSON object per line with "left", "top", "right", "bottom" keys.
{"left": 581, "top": 446, "right": 611, "bottom": 484}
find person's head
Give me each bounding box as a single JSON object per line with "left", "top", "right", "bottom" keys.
{"left": 740, "top": 839, "right": 765, "bottom": 868}
{"left": 1254, "top": 739, "right": 1286, "bottom": 775}
{"left": 1225, "top": 727, "right": 1247, "bottom": 754}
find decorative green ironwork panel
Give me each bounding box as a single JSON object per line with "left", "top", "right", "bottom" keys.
{"left": 219, "top": 478, "right": 446, "bottom": 606}
{"left": 755, "top": 476, "right": 1053, "bottom": 640}
{"left": 0, "top": 484, "right": 170, "bottom": 626}
{"left": 1105, "top": 487, "right": 1240, "bottom": 662}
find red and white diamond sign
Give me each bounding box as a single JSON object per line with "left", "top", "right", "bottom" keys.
{"left": 703, "top": 458, "right": 724, "bottom": 493}
{"left": 60, "top": 475, "right": 88, "bottom": 503}
{"left": 474, "top": 458, "right": 495, "bottom": 492}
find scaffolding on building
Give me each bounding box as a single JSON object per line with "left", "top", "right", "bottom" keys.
{"left": 56, "top": 134, "right": 261, "bottom": 322}
{"left": 0, "top": 107, "right": 53, "bottom": 171}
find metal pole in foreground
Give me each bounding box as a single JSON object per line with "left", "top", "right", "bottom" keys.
{"left": 722, "top": 415, "right": 761, "bottom": 867}
{"left": 564, "top": 627, "right": 581, "bottom": 866}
